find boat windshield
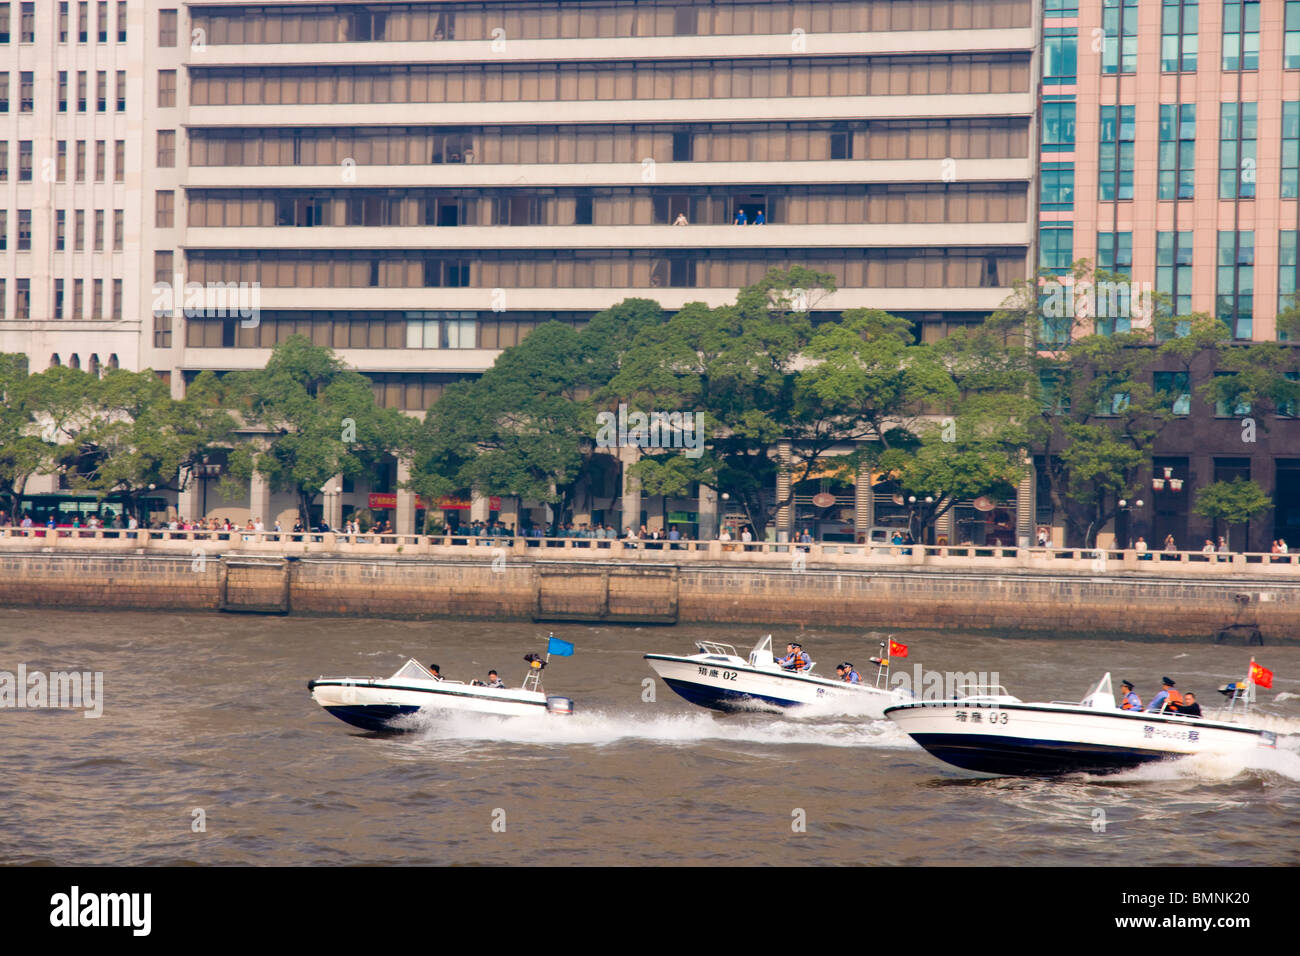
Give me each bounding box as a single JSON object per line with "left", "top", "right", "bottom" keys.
{"left": 1078, "top": 673, "right": 1115, "bottom": 709}
{"left": 392, "top": 659, "right": 434, "bottom": 681}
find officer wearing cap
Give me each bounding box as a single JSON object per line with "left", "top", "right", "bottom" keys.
{"left": 836, "top": 662, "right": 861, "bottom": 684}
{"left": 1119, "top": 680, "right": 1141, "bottom": 711}
{"left": 776, "top": 641, "right": 810, "bottom": 672}
{"left": 1146, "top": 676, "right": 1182, "bottom": 713}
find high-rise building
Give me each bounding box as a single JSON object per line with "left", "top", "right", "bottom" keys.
{"left": 2, "top": 0, "right": 1037, "bottom": 528}
{"left": 1036, "top": 0, "right": 1300, "bottom": 550}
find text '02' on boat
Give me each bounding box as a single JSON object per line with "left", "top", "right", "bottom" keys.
{"left": 308, "top": 636, "right": 577, "bottom": 732}
{"left": 643, "top": 635, "right": 914, "bottom": 715}
{"left": 884, "top": 662, "right": 1282, "bottom": 777}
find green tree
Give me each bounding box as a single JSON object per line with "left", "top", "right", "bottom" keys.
{"left": 410, "top": 301, "right": 666, "bottom": 527}
{"left": 70, "top": 369, "right": 237, "bottom": 519}
{"left": 223, "top": 336, "right": 409, "bottom": 528}
{"left": 999, "top": 261, "right": 1184, "bottom": 546}
{"left": 1192, "top": 478, "right": 1272, "bottom": 550}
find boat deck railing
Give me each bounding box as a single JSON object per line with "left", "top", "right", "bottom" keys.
{"left": 696, "top": 641, "right": 740, "bottom": 659}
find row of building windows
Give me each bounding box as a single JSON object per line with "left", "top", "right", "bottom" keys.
{"left": 1044, "top": 2, "right": 1300, "bottom": 75}
{"left": 1039, "top": 368, "right": 1296, "bottom": 418}
{"left": 1039, "top": 228, "right": 1300, "bottom": 341}
{"left": 2, "top": 140, "right": 129, "bottom": 184}
{"left": 1038, "top": 101, "right": 1300, "bottom": 202}
{"left": 190, "top": 55, "right": 1032, "bottom": 107}
{"left": 179, "top": 248, "right": 1024, "bottom": 291}
{"left": 188, "top": 120, "right": 1030, "bottom": 168}
{"left": 1, "top": 208, "right": 123, "bottom": 252}
{"left": 0, "top": 2, "right": 132, "bottom": 44}
{"left": 0, "top": 277, "right": 122, "bottom": 321}
{"left": 54, "top": 70, "right": 127, "bottom": 113}
{"left": 186, "top": 184, "right": 1029, "bottom": 229}
{"left": 189, "top": 0, "right": 1031, "bottom": 45}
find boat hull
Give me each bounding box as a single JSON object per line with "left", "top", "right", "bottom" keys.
{"left": 646, "top": 654, "right": 903, "bottom": 716}
{"left": 309, "top": 678, "right": 547, "bottom": 732}
{"left": 885, "top": 701, "right": 1277, "bottom": 776}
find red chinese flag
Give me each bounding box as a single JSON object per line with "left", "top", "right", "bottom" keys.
{"left": 1250, "top": 662, "right": 1274, "bottom": 689}
{"left": 889, "top": 639, "right": 909, "bottom": 658}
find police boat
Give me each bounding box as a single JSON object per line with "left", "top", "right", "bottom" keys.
{"left": 309, "top": 646, "right": 575, "bottom": 732}
{"left": 884, "top": 670, "right": 1279, "bottom": 777}
{"left": 644, "top": 635, "right": 912, "bottom": 715}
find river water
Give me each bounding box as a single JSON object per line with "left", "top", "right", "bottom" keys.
{"left": 1, "top": 609, "right": 1297, "bottom": 866}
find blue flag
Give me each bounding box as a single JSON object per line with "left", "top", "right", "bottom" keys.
{"left": 547, "top": 636, "right": 575, "bottom": 657}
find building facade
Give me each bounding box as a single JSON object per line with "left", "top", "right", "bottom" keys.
{"left": 1037, "top": 0, "right": 1300, "bottom": 550}
{"left": 3, "top": 1, "right": 1039, "bottom": 533}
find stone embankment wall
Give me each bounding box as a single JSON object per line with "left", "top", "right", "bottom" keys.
{"left": 2, "top": 550, "right": 1298, "bottom": 641}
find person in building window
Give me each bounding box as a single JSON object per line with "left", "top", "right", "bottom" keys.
{"left": 753, "top": 209, "right": 766, "bottom": 225}
{"left": 733, "top": 207, "right": 747, "bottom": 225}
{"left": 673, "top": 212, "right": 689, "bottom": 226}
{"left": 1119, "top": 680, "right": 1142, "bottom": 711}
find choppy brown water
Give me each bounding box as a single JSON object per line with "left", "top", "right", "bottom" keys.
{"left": 1, "top": 608, "right": 1298, "bottom": 866}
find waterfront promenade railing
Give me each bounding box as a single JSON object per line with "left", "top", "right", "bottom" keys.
{"left": 2, "top": 526, "right": 1299, "bottom": 575}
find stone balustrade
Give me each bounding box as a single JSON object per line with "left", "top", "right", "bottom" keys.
{"left": 2, "top": 527, "right": 1297, "bottom": 576}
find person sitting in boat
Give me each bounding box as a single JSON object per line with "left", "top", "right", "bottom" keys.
{"left": 472, "top": 670, "right": 505, "bottom": 688}
{"left": 836, "top": 662, "right": 861, "bottom": 684}
{"left": 776, "top": 642, "right": 810, "bottom": 672}
{"left": 1170, "top": 691, "right": 1201, "bottom": 718}
{"left": 1119, "top": 680, "right": 1141, "bottom": 711}
{"left": 1146, "top": 676, "right": 1182, "bottom": 713}
{"left": 427, "top": 664, "right": 443, "bottom": 681}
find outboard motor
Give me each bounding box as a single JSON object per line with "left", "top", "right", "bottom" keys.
{"left": 546, "top": 696, "right": 575, "bottom": 716}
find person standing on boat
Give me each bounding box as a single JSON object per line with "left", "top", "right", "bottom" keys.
{"left": 1119, "top": 680, "right": 1141, "bottom": 711}
{"left": 1146, "top": 676, "right": 1182, "bottom": 713}
{"left": 776, "top": 642, "right": 810, "bottom": 672}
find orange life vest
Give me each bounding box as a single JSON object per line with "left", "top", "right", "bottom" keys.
{"left": 1164, "top": 689, "right": 1183, "bottom": 709}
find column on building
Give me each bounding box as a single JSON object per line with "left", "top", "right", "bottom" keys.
{"left": 935, "top": 504, "right": 956, "bottom": 545}
{"left": 775, "top": 440, "right": 793, "bottom": 540}
{"left": 853, "top": 464, "right": 874, "bottom": 542}
{"left": 395, "top": 458, "right": 416, "bottom": 535}
{"left": 176, "top": 467, "right": 199, "bottom": 522}
{"left": 469, "top": 489, "right": 491, "bottom": 523}
{"left": 249, "top": 470, "right": 271, "bottom": 527}
{"left": 1015, "top": 463, "right": 1036, "bottom": 549}
{"left": 323, "top": 474, "right": 344, "bottom": 529}
{"left": 698, "top": 484, "right": 718, "bottom": 540}
{"left": 620, "top": 446, "right": 641, "bottom": 533}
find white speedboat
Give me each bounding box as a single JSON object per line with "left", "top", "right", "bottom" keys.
{"left": 309, "top": 655, "right": 573, "bottom": 732}
{"left": 884, "top": 672, "right": 1279, "bottom": 776}
{"left": 644, "top": 635, "right": 911, "bottom": 715}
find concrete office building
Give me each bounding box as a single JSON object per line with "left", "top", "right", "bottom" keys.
{"left": 2, "top": 1, "right": 1037, "bottom": 535}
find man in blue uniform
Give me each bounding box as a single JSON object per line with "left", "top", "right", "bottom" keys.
{"left": 1146, "top": 676, "right": 1181, "bottom": 712}
{"left": 836, "top": 662, "right": 861, "bottom": 684}
{"left": 1119, "top": 680, "right": 1141, "bottom": 711}
{"left": 776, "top": 642, "right": 810, "bottom": 672}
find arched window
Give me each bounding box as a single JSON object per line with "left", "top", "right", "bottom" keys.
{"left": 108, "top": 353, "right": 120, "bottom": 369}
{"left": 49, "top": 354, "right": 62, "bottom": 367}
{"left": 88, "top": 354, "right": 101, "bottom": 377}
{"left": 69, "top": 354, "right": 81, "bottom": 369}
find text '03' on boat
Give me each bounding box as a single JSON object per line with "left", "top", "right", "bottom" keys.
{"left": 643, "top": 634, "right": 914, "bottom": 716}
{"left": 884, "top": 663, "right": 1282, "bottom": 777}
{"left": 307, "top": 636, "right": 577, "bottom": 732}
